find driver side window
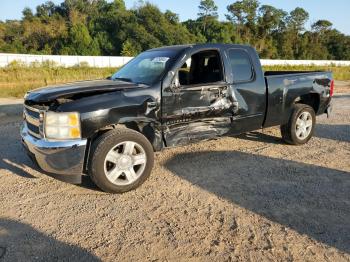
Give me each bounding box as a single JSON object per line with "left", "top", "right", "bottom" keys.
{"left": 177, "top": 50, "right": 223, "bottom": 86}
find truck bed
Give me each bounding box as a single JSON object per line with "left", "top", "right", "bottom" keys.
{"left": 264, "top": 71, "right": 325, "bottom": 77}
{"left": 263, "top": 70, "right": 333, "bottom": 128}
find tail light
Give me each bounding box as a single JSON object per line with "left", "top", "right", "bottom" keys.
{"left": 330, "top": 80, "right": 334, "bottom": 97}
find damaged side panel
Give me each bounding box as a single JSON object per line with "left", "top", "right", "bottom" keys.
{"left": 164, "top": 118, "right": 232, "bottom": 147}
{"left": 160, "top": 44, "right": 267, "bottom": 147}
{"left": 162, "top": 84, "right": 239, "bottom": 147}
{"left": 57, "top": 87, "right": 164, "bottom": 151}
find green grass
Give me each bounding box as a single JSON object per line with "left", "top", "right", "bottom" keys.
{"left": 0, "top": 64, "right": 349, "bottom": 98}
{"left": 0, "top": 64, "right": 117, "bottom": 98}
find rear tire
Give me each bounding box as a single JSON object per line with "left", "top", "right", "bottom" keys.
{"left": 89, "top": 129, "right": 154, "bottom": 193}
{"left": 281, "top": 104, "right": 316, "bottom": 145}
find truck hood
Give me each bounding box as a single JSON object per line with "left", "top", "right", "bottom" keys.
{"left": 25, "top": 79, "right": 144, "bottom": 103}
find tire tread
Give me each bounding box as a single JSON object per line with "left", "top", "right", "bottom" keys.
{"left": 89, "top": 128, "right": 154, "bottom": 193}
{"left": 280, "top": 104, "right": 316, "bottom": 145}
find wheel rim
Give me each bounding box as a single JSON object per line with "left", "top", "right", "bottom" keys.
{"left": 103, "top": 141, "right": 147, "bottom": 186}
{"left": 296, "top": 111, "right": 313, "bottom": 140}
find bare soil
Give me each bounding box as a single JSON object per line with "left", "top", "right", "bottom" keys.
{"left": 335, "top": 80, "right": 350, "bottom": 93}
{"left": 0, "top": 94, "right": 349, "bottom": 261}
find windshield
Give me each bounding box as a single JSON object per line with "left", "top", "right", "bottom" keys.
{"left": 112, "top": 50, "right": 178, "bottom": 85}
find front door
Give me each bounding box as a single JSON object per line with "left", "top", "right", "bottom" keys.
{"left": 162, "top": 50, "right": 238, "bottom": 147}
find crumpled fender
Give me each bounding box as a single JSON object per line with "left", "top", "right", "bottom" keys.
{"left": 58, "top": 90, "right": 163, "bottom": 150}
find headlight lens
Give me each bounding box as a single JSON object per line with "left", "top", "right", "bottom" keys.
{"left": 44, "top": 112, "right": 81, "bottom": 140}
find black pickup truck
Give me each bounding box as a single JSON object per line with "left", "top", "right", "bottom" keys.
{"left": 21, "top": 44, "right": 333, "bottom": 193}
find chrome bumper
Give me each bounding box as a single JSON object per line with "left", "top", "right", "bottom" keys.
{"left": 21, "top": 122, "right": 87, "bottom": 176}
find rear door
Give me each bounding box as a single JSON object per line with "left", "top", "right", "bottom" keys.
{"left": 224, "top": 48, "right": 267, "bottom": 133}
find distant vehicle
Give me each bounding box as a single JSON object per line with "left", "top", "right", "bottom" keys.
{"left": 21, "top": 44, "right": 334, "bottom": 193}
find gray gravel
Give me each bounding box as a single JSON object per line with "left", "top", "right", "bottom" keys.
{"left": 0, "top": 94, "right": 349, "bottom": 261}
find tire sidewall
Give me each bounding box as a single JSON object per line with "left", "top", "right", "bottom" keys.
{"left": 290, "top": 105, "right": 316, "bottom": 145}
{"left": 90, "top": 130, "right": 154, "bottom": 193}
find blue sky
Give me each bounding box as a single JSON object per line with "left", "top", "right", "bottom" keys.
{"left": 0, "top": 0, "right": 349, "bottom": 35}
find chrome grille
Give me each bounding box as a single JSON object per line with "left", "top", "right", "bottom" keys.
{"left": 24, "top": 105, "right": 42, "bottom": 138}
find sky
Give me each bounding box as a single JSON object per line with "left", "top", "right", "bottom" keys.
{"left": 0, "top": 0, "right": 349, "bottom": 35}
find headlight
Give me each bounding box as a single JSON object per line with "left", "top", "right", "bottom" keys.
{"left": 44, "top": 112, "right": 81, "bottom": 140}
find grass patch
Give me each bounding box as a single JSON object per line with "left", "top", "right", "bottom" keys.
{"left": 0, "top": 64, "right": 117, "bottom": 98}
{"left": 0, "top": 64, "right": 349, "bottom": 98}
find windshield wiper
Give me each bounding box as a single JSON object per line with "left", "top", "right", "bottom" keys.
{"left": 113, "top": 77, "right": 134, "bottom": 83}
{"left": 113, "top": 77, "right": 148, "bottom": 86}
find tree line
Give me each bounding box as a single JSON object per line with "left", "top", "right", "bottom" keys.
{"left": 0, "top": 0, "right": 349, "bottom": 60}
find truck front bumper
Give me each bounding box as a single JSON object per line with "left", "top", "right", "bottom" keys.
{"left": 21, "top": 122, "right": 87, "bottom": 177}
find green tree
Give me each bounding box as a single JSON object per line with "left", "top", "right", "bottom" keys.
{"left": 164, "top": 10, "right": 179, "bottom": 24}
{"left": 198, "top": 0, "right": 218, "bottom": 32}
{"left": 22, "top": 8, "right": 34, "bottom": 20}
{"left": 0, "top": 0, "right": 349, "bottom": 60}
{"left": 68, "top": 23, "right": 99, "bottom": 55}
{"left": 285, "top": 7, "right": 309, "bottom": 58}
{"left": 312, "top": 20, "right": 332, "bottom": 33}
{"left": 287, "top": 7, "right": 309, "bottom": 32}
{"left": 257, "top": 5, "right": 287, "bottom": 56}
{"left": 226, "top": 0, "right": 259, "bottom": 44}
{"left": 121, "top": 39, "right": 138, "bottom": 56}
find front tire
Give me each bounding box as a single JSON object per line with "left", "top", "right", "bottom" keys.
{"left": 89, "top": 129, "right": 154, "bottom": 193}
{"left": 281, "top": 104, "right": 316, "bottom": 145}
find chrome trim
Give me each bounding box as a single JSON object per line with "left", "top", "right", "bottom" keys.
{"left": 21, "top": 122, "right": 87, "bottom": 175}
{"left": 28, "top": 129, "right": 41, "bottom": 139}
{"left": 24, "top": 113, "right": 40, "bottom": 126}
{"left": 24, "top": 104, "right": 41, "bottom": 113}
{"left": 23, "top": 104, "right": 45, "bottom": 138}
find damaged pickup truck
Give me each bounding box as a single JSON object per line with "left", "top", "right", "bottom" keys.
{"left": 21, "top": 44, "right": 334, "bottom": 193}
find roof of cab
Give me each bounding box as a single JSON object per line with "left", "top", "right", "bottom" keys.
{"left": 148, "top": 43, "right": 252, "bottom": 52}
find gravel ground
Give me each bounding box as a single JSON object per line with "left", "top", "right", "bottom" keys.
{"left": 0, "top": 94, "right": 349, "bottom": 261}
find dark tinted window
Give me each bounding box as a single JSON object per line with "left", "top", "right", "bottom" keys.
{"left": 228, "top": 49, "right": 254, "bottom": 82}
{"left": 178, "top": 50, "right": 223, "bottom": 86}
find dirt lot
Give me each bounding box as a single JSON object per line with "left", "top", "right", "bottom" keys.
{"left": 0, "top": 93, "right": 349, "bottom": 261}
{"left": 335, "top": 81, "right": 350, "bottom": 94}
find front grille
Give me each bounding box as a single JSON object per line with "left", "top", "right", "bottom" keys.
{"left": 24, "top": 105, "right": 42, "bottom": 138}
{"left": 25, "top": 106, "right": 40, "bottom": 119}
{"left": 27, "top": 122, "right": 40, "bottom": 135}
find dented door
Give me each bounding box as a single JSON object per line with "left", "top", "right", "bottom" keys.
{"left": 162, "top": 82, "right": 237, "bottom": 147}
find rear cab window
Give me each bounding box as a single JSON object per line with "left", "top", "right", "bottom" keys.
{"left": 227, "top": 49, "right": 255, "bottom": 83}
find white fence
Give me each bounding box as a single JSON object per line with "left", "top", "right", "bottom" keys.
{"left": 260, "top": 59, "right": 350, "bottom": 67}
{"left": 0, "top": 53, "right": 133, "bottom": 68}
{"left": 1, "top": 53, "right": 350, "bottom": 67}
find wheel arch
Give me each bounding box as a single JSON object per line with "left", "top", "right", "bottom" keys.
{"left": 293, "top": 92, "right": 320, "bottom": 114}
{"left": 83, "top": 118, "right": 163, "bottom": 174}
